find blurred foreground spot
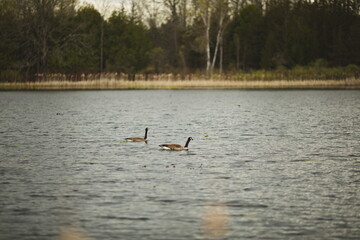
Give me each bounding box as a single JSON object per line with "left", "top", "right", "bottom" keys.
{"left": 202, "top": 203, "right": 229, "bottom": 238}
{"left": 58, "top": 227, "right": 91, "bottom": 240}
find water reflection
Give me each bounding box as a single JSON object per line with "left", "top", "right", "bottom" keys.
{"left": 202, "top": 203, "right": 230, "bottom": 239}
{"left": 57, "top": 227, "right": 91, "bottom": 240}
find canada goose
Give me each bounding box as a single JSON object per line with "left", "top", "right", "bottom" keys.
{"left": 125, "top": 128, "right": 148, "bottom": 142}
{"left": 159, "top": 137, "right": 193, "bottom": 151}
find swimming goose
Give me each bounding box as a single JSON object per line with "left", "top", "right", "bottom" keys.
{"left": 159, "top": 137, "right": 193, "bottom": 151}
{"left": 125, "top": 128, "right": 148, "bottom": 142}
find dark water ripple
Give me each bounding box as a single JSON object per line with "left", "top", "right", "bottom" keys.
{"left": 0, "top": 90, "right": 360, "bottom": 240}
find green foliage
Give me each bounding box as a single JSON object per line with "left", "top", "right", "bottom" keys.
{"left": 0, "top": 0, "right": 359, "bottom": 82}
{"left": 226, "top": 4, "right": 264, "bottom": 70}
{"left": 47, "top": 5, "right": 102, "bottom": 73}
{"left": 230, "top": 64, "right": 359, "bottom": 81}
{"left": 105, "top": 10, "right": 152, "bottom": 73}
{"left": 224, "top": 0, "right": 360, "bottom": 71}
{"left": 0, "top": 0, "right": 25, "bottom": 77}
{"left": 149, "top": 47, "right": 167, "bottom": 73}
{"left": 0, "top": 70, "right": 23, "bottom": 82}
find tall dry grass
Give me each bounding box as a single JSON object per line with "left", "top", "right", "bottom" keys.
{"left": 1, "top": 78, "right": 360, "bottom": 90}
{"left": 2, "top": 65, "right": 360, "bottom": 90}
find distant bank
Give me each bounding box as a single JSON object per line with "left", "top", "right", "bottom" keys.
{"left": 1, "top": 79, "right": 360, "bottom": 90}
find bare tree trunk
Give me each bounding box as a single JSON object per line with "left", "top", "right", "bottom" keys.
{"left": 136, "top": 0, "right": 162, "bottom": 28}
{"left": 13, "top": 0, "right": 80, "bottom": 78}
{"left": 164, "top": 0, "right": 181, "bottom": 68}
{"left": 195, "top": 0, "right": 229, "bottom": 76}
{"left": 219, "top": 37, "right": 223, "bottom": 75}
{"left": 179, "top": 0, "right": 188, "bottom": 28}
{"left": 100, "top": 21, "right": 105, "bottom": 78}
{"left": 98, "top": 0, "right": 110, "bottom": 79}
{"left": 180, "top": 46, "right": 187, "bottom": 74}
{"left": 210, "top": 0, "right": 228, "bottom": 74}
{"left": 205, "top": 11, "right": 211, "bottom": 75}
{"left": 234, "top": 33, "right": 240, "bottom": 69}
{"left": 210, "top": 13, "right": 224, "bottom": 72}
{"left": 242, "top": 43, "right": 247, "bottom": 70}
{"left": 195, "top": 0, "right": 212, "bottom": 75}
{"left": 39, "top": 23, "right": 49, "bottom": 74}
{"left": 37, "top": 0, "right": 53, "bottom": 74}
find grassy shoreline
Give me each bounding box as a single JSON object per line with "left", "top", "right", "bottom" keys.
{"left": 1, "top": 79, "right": 360, "bottom": 90}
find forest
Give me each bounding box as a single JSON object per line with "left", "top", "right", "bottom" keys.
{"left": 0, "top": 0, "right": 359, "bottom": 82}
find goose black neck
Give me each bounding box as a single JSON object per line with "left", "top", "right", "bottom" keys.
{"left": 144, "top": 128, "right": 148, "bottom": 139}
{"left": 184, "top": 137, "right": 191, "bottom": 147}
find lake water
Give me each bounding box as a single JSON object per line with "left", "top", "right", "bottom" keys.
{"left": 0, "top": 90, "right": 359, "bottom": 240}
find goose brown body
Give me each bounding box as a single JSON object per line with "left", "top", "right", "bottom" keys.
{"left": 159, "top": 137, "right": 193, "bottom": 151}
{"left": 125, "top": 128, "right": 148, "bottom": 142}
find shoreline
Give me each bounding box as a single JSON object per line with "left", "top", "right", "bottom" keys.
{"left": 1, "top": 79, "right": 360, "bottom": 90}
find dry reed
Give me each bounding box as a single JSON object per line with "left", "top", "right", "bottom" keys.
{"left": 1, "top": 78, "right": 360, "bottom": 90}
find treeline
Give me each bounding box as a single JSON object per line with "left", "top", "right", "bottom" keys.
{"left": 0, "top": 0, "right": 359, "bottom": 82}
